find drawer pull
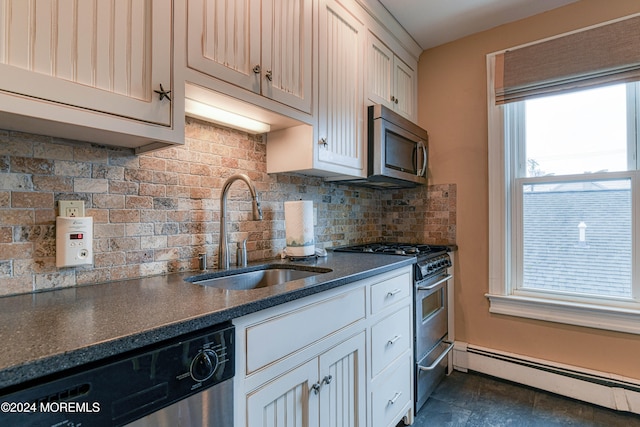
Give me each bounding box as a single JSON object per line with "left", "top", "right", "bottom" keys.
{"left": 387, "top": 335, "right": 401, "bottom": 346}
{"left": 388, "top": 392, "right": 402, "bottom": 405}
{"left": 386, "top": 288, "right": 402, "bottom": 297}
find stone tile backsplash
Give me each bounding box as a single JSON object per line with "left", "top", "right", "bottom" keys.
{"left": 0, "top": 118, "right": 456, "bottom": 296}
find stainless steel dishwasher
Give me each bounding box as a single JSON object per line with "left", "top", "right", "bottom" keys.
{"left": 0, "top": 322, "right": 234, "bottom": 427}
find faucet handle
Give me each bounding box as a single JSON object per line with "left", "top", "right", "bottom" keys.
{"left": 198, "top": 253, "right": 207, "bottom": 271}
{"left": 253, "top": 197, "right": 263, "bottom": 220}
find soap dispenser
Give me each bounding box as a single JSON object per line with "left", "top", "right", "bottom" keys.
{"left": 237, "top": 239, "right": 247, "bottom": 267}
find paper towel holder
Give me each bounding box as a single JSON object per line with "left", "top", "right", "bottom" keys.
{"left": 284, "top": 200, "right": 315, "bottom": 258}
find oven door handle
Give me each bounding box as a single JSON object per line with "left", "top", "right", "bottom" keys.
{"left": 416, "top": 274, "right": 452, "bottom": 291}
{"left": 417, "top": 341, "right": 454, "bottom": 372}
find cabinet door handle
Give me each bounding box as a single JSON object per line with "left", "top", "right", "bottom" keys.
{"left": 387, "top": 335, "right": 401, "bottom": 345}
{"left": 390, "top": 95, "right": 396, "bottom": 102}
{"left": 265, "top": 70, "right": 273, "bottom": 81}
{"left": 253, "top": 64, "right": 261, "bottom": 74}
{"left": 154, "top": 84, "right": 172, "bottom": 101}
{"left": 311, "top": 382, "right": 321, "bottom": 395}
{"left": 319, "top": 138, "right": 328, "bottom": 147}
{"left": 321, "top": 375, "right": 333, "bottom": 386}
{"left": 386, "top": 288, "right": 402, "bottom": 297}
{"left": 388, "top": 392, "right": 402, "bottom": 405}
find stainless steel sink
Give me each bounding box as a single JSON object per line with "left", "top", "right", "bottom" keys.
{"left": 186, "top": 265, "right": 332, "bottom": 291}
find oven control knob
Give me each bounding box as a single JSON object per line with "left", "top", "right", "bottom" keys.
{"left": 190, "top": 349, "right": 219, "bottom": 382}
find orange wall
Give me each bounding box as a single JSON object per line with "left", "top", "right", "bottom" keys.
{"left": 419, "top": 0, "right": 640, "bottom": 378}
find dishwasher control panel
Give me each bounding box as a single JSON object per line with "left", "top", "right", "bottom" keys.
{"left": 0, "top": 323, "right": 235, "bottom": 427}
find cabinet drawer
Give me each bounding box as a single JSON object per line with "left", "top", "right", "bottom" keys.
{"left": 245, "top": 287, "right": 366, "bottom": 374}
{"left": 370, "top": 270, "right": 411, "bottom": 315}
{"left": 371, "top": 305, "right": 411, "bottom": 377}
{"left": 370, "top": 352, "right": 412, "bottom": 427}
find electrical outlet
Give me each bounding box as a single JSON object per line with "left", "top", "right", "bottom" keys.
{"left": 58, "top": 200, "right": 85, "bottom": 217}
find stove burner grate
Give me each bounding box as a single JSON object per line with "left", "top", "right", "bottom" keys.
{"left": 334, "top": 242, "right": 448, "bottom": 257}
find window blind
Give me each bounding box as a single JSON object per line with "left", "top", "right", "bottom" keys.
{"left": 494, "top": 14, "right": 640, "bottom": 104}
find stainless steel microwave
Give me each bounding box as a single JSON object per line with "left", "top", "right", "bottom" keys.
{"left": 341, "top": 105, "right": 428, "bottom": 188}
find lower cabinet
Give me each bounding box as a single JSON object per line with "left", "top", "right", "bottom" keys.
{"left": 247, "top": 332, "right": 366, "bottom": 427}
{"left": 234, "top": 265, "right": 413, "bottom": 427}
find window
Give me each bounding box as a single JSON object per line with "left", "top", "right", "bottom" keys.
{"left": 516, "top": 84, "right": 634, "bottom": 300}
{"left": 487, "top": 15, "right": 640, "bottom": 334}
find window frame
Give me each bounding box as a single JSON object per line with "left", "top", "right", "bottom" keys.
{"left": 487, "top": 54, "right": 640, "bottom": 335}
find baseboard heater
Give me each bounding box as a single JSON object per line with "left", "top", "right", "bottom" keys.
{"left": 453, "top": 342, "right": 640, "bottom": 414}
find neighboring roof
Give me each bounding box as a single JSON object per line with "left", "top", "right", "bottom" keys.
{"left": 522, "top": 188, "right": 631, "bottom": 297}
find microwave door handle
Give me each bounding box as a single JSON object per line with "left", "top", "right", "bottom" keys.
{"left": 417, "top": 140, "right": 427, "bottom": 177}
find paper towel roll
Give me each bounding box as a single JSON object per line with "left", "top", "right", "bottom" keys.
{"left": 284, "top": 200, "right": 315, "bottom": 257}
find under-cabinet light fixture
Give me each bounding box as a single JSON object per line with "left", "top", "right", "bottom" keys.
{"left": 185, "top": 98, "right": 271, "bottom": 134}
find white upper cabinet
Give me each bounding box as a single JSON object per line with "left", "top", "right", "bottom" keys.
{"left": 316, "top": 0, "right": 366, "bottom": 176}
{"left": 0, "top": 0, "right": 179, "bottom": 151}
{"left": 266, "top": 0, "right": 421, "bottom": 179}
{"left": 187, "top": 0, "right": 312, "bottom": 113}
{"left": 367, "top": 32, "right": 417, "bottom": 121}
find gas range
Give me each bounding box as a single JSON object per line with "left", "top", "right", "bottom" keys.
{"left": 333, "top": 242, "right": 451, "bottom": 280}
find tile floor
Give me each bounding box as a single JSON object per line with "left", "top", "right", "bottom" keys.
{"left": 402, "top": 370, "right": 640, "bottom": 426}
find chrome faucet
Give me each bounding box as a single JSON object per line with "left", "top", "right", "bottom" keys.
{"left": 218, "top": 174, "right": 263, "bottom": 269}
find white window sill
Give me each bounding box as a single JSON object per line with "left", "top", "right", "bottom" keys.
{"left": 486, "top": 293, "right": 640, "bottom": 335}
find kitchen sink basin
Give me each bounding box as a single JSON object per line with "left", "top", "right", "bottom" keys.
{"left": 185, "top": 265, "right": 332, "bottom": 291}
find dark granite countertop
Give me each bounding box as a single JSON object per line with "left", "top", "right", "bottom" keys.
{"left": 0, "top": 252, "right": 414, "bottom": 390}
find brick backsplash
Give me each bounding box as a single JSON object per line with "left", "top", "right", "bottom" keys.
{"left": 0, "top": 118, "right": 456, "bottom": 296}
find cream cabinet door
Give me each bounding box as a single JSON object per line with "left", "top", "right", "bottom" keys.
{"left": 317, "top": 0, "right": 365, "bottom": 176}
{"left": 393, "top": 58, "right": 416, "bottom": 121}
{"left": 261, "top": 0, "right": 312, "bottom": 112}
{"left": 0, "top": 0, "right": 172, "bottom": 126}
{"left": 187, "top": 0, "right": 261, "bottom": 93}
{"left": 367, "top": 33, "right": 394, "bottom": 110}
{"left": 246, "top": 359, "right": 319, "bottom": 427}
{"left": 318, "top": 332, "right": 366, "bottom": 427}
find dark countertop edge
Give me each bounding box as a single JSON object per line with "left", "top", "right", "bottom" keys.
{"left": 0, "top": 257, "right": 414, "bottom": 390}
